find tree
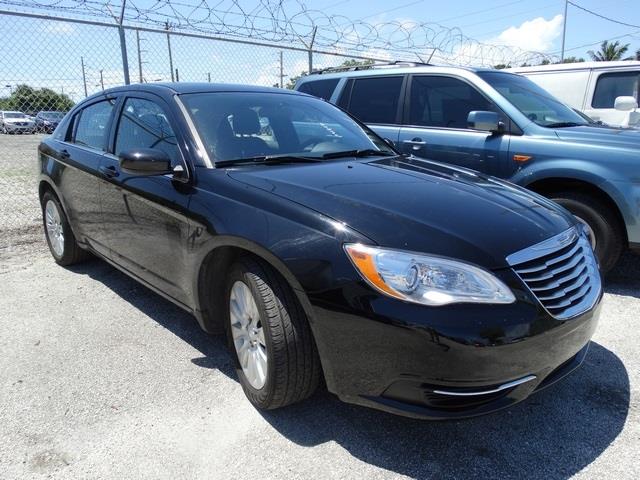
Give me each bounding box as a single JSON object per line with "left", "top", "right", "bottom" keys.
{"left": 588, "top": 40, "right": 631, "bottom": 61}
{"left": 285, "top": 58, "right": 374, "bottom": 89}
{"left": 636, "top": 48, "right": 640, "bottom": 61}
{"left": 0, "top": 85, "right": 74, "bottom": 114}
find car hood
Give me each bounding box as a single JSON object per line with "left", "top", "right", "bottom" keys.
{"left": 4, "top": 118, "right": 31, "bottom": 124}
{"left": 553, "top": 124, "right": 640, "bottom": 149}
{"left": 227, "top": 157, "right": 575, "bottom": 269}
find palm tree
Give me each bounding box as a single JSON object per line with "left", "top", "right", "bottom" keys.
{"left": 587, "top": 40, "right": 630, "bottom": 61}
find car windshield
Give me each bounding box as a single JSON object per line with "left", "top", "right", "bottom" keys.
{"left": 478, "top": 72, "right": 589, "bottom": 128}
{"left": 180, "top": 91, "right": 397, "bottom": 165}
{"left": 40, "top": 111, "right": 64, "bottom": 120}
{"left": 4, "top": 112, "right": 25, "bottom": 119}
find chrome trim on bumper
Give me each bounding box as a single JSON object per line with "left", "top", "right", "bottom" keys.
{"left": 432, "top": 375, "right": 537, "bottom": 397}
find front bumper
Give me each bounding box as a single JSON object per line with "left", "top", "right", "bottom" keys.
{"left": 308, "top": 268, "right": 601, "bottom": 420}
{"left": 4, "top": 123, "right": 35, "bottom": 133}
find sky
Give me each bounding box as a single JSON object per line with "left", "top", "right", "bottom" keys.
{"left": 1, "top": 0, "right": 639, "bottom": 102}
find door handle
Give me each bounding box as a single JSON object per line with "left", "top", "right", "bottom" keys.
{"left": 402, "top": 138, "right": 427, "bottom": 146}
{"left": 99, "top": 165, "right": 119, "bottom": 178}
{"left": 60, "top": 149, "right": 70, "bottom": 159}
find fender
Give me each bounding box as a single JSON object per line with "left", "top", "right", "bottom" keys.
{"left": 191, "top": 234, "right": 318, "bottom": 335}
{"left": 37, "top": 174, "right": 87, "bottom": 245}
{"left": 513, "top": 162, "right": 632, "bottom": 225}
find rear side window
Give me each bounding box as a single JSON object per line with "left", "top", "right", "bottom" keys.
{"left": 409, "top": 75, "right": 495, "bottom": 129}
{"left": 346, "top": 76, "right": 403, "bottom": 124}
{"left": 115, "top": 97, "right": 179, "bottom": 166}
{"left": 297, "top": 79, "right": 339, "bottom": 101}
{"left": 73, "top": 99, "right": 115, "bottom": 151}
{"left": 592, "top": 71, "right": 639, "bottom": 108}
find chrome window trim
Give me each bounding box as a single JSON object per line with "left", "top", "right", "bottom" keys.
{"left": 174, "top": 94, "right": 213, "bottom": 168}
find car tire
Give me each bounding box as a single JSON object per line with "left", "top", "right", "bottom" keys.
{"left": 225, "top": 256, "right": 321, "bottom": 410}
{"left": 550, "top": 192, "right": 625, "bottom": 273}
{"left": 41, "top": 191, "right": 91, "bottom": 266}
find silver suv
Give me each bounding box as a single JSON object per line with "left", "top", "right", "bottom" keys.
{"left": 0, "top": 110, "right": 36, "bottom": 134}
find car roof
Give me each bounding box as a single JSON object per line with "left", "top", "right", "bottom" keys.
{"left": 298, "top": 64, "right": 496, "bottom": 83}
{"left": 99, "top": 82, "right": 303, "bottom": 97}
{"left": 508, "top": 61, "right": 640, "bottom": 73}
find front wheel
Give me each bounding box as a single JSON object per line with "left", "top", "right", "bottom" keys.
{"left": 550, "top": 192, "right": 625, "bottom": 273}
{"left": 225, "top": 257, "right": 321, "bottom": 410}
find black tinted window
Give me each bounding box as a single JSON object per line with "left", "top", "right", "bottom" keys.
{"left": 592, "top": 72, "right": 639, "bottom": 108}
{"left": 298, "top": 79, "right": 339, "bottom": 101}
{"left": 347, "top": 76, "right": 403, "bottom": 124}
{"left": 115, "top": 98, "right": 179, "bottom": 166}
{"left": 74, "top": 99, "right": 115, "bottom": 150}
{"left": 409, "top": 76, "right": 495, "bottom": 128}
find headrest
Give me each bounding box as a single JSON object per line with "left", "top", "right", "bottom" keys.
{"left": 231, "top": 108, "right": 260, "bottom": 135}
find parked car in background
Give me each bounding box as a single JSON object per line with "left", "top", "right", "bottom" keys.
{"left": 35, "top": 111, "right": 65, "bottom": 133}
{"left": 295, "top": 63, "right": 640, "bottom": 272}
{"left": 508, "top": 61, "right": 640, "bottom": 128}
{"left": 0, "top": 110, "right": 36, "bottom": 134}
{"left": 38, "top": 83, "right": 601, "bottom": 420}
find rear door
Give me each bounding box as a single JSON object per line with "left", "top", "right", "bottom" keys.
{"left": 54, "top": 97, "right": 117, "bottom": 256}
{"left": 98, "top": 93, "right": 193, "bottom": 304}
{"left": 397, "top": 75, "right": 511, "bottom": 177}
{"left": 338, "top": 75, "right": 405, "bottom": 146}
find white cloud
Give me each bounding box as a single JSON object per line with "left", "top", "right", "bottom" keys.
{"left": 490, "top": 14, "right": 563, "bottom": 52}
{"left": 43, "top": 22, "right": 75, "bottom": 35}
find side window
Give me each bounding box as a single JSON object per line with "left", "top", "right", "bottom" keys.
{"left": 115, "top": 98, "right": 179, "bottom": 166}
{"left": 73, "top": 99, "right": 115, "bottom": 150}
{"left": 297, "top": 79, "right": 339, "bottom": 101}
{"left": 347, "top": 76, "right": 403, "bottom": 124}
{"left": 409, "top": 75, "right": 496, "bottom": 129}
{"left": 592, "top": 72, "right": 639, "bottom": 108}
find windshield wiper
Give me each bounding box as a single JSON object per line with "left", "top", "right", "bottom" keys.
{"left": 320, "top": 149, "right": 398, "bottom": 160}
{"left": 216, "top": 154, "right": 322, "bottom": 168}
{"left": 544, "top": 122, "right": 584, "bottom": 128}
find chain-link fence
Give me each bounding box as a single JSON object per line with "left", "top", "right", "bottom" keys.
{"left": 0, "top": 9, "right": 386, "bottom": 251}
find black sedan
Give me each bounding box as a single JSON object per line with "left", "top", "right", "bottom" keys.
{"left": 35, "top": 111, "right": 65, "bottom": 133}
{"left": 38, "top": 83, "right": 602, "bottom": 420}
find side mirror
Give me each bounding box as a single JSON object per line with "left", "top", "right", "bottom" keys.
{"left": 467, "top": 111, "right": 503, "bottom": 134}
{"left": 119, "top": 148, "right": 173, "bottom": 176}
{"left": 614, "top": 96, "right": 638, "bottom": 112}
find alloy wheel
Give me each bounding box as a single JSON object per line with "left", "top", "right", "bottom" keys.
{"left": 229, "top": 280, "right": 268, "bottom": 389}
{"left": 45, "top": 200, "right": 65, "bottom": 257}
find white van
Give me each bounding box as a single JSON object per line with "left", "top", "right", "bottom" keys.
{"left": 508, "top": 61, "right": 640, "bottom": 128}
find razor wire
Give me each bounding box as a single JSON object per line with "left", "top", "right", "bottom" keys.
{"left": 0, "top": 0, "right": 557, "bottom": 66}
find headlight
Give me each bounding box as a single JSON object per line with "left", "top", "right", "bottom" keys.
{"left": 344, "top": 244, "right": 515, "bottom": 306}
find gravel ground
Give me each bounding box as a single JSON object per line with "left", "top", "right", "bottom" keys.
{"left": 0, "top": 241, "right": 639, "bottom": 480}
{"left": 0, "top": 134, "right": 46, "bottom": 254}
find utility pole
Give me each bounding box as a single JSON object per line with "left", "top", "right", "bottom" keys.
{"left": 99, "top": 69, "right": 104, "bottom": 90}
{"left": 279, "top": 51, "right": 286, "bottom": 88}
{"left": 118, "top": 0, "right": 130, "bottom": 85}
{"left": 166, "top": 22, "right": 175, "bottom": 82}
{"left": 308, "top": 26, "right": 317, "bottom": 74}
{"left": 560, "top": 0, "right": 568, "bottom": 61}
{"left": 81, "top": 56, "right": 88, "bottom": 97}
{"left": 175, "top": 68, "right": 179, "bottom": 82}
{"left": 207, "top": 72, "right": 211, "bottom": 83}
{"left": 136, "top": 29, "right": 144, "bottom": 83}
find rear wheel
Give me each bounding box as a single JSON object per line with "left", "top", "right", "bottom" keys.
{"left": 550, "top": 192, "right": 625, "bottom": 273}
{"left": 41, "top": 191, "right": 90, "bottom": 266}
{"left": 225, "top": 257, "right": 321, "bottom": 410}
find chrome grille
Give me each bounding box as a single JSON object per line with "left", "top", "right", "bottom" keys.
{"left": 506, "top": 227, "right": 601, "bottom": 320}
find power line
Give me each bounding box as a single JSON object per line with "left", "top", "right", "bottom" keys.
{"left": 567, "top": 1, "right": 640, "bottom": 29}
{"left": 431, "top": 0, "right": 527, "bottom": 24}
{"left": 549, "top": 28, "right": 640, "bottom": 55}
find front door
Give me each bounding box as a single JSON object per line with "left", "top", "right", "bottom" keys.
{"left": 398, "top": 75, "right": 511, "bottom": 178}
{"left": 98, "top": 94, "right": 192, "bottom": 304}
